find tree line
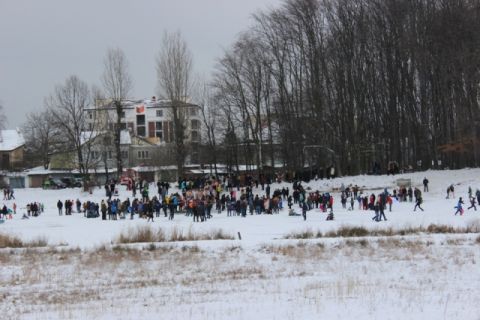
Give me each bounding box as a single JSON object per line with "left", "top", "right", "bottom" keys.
{"left": 19, "top": 0, "right": 480, "bottom": 180}
{"left": 208, "top": 0, "right": 480, "bottom": 176}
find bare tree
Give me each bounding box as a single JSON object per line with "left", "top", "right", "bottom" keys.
{"left": 0, "top": 101, "right": 6, "bottom": 130}
{"left": 91, "top": 84, "right": 105, "bottom": 106}
{"left": 46, "top": 75, "right": 98, "bottom": 179}
{"left": 89, "top": 84, "right": 113, "bottom": 182}
{"left": 22, "top": 109, "right": 58, "bottom": 169}
{"left": 101, "top": 48, "right": 132, "bottom": 179}
{"left": 194, "top": 79, "right": 220, "bottom": 175}
{"left": 156, "top": 31, "right": 193, "bottom": 178}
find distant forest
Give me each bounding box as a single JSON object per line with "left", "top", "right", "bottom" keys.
{"left": 211, "top": 0, "right": 480, "bottom": 175}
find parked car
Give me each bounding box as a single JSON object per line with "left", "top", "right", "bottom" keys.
{"left": 51, "top": 178, "right": 67, "bottom": 189}
{"left": 43, "top": 178, "right": 67, "bottom": 189}
{"left": 73, "top": 177, "right": 84, "bottom": 187}
{"left": 60, "top": 177, "right": 82, "bottom": 188}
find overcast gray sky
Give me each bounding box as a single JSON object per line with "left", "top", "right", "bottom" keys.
{"left": 0, "top": 0, "right": 281, "bottom": 127}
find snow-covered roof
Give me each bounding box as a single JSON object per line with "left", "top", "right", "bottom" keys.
{"left": 130, "top": 165, "right": 177, "bottom": 172}
{"left": 25, "top": 166, "right": 70, "bottom": 175}
{"left": 26, "top": 166, "right": 119, "bottom": 175}
{"left": 188, "top": 169, "right": 205, "bottom": 174}
{"left": 0, "top": 129, "right": 25, "bottom": 151}
{"left": 86, "top": 98, "right": 200, "bottom": 110}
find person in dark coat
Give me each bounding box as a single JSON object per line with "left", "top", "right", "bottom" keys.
{"left": 372, "top": 200, "right": 380, "bottom": 222}
{"left": 423, "top": 178, "right": 429, "bottom": 192}
{"left": 101, "top": 200, "right": 107, "bottom": 220}
{"left": 468, "top": 197, "right": 477, "bottom": 211}
{"left": 414, "top": 196, "right": 424, "bottom": 212}
{"left": 57, "top": 200, "right": 63, "bottom": 215}
{"left": 378, "top": 194, "right": 387, "bottom": 221}
{"left": 146, "top": 201, "right": 154, "bottom": 222}
{"left": 302, "top": 202, "right": 308, "bottom": 221}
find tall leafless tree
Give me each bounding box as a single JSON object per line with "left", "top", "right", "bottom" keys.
{"left": 90, "top": 85, "right": 113, "bottom": 182}
{"left": 194, "top": 79, "right": 220, "bottom": 175}
{"left": 46, "top": 75, "right": 98, "bottom": 179}
{"left": 0, "top": 101, "right": 6, "bottom": 131}
{"left": 101, "top": 48, "right": 133, "bottom": 180}
{"left": 156, "top": 31, "right": 193, "bottom": 178}
{"left": 22, "top": 109, "right": 58, "bottom": 169}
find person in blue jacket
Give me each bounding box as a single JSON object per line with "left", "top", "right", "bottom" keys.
{"left": 454, "top": 197, "right": 464, "bottom": 215}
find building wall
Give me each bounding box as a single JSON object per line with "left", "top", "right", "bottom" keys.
{"left": 83, "top": 138, "right": 177, "bottom": 170}
{"left": 85, "top": 144, "right": 130, "bottom": 170}
{"left": 0, "top": 147, "right": 25, "bottom": 170}
{"left": 29, "top": 175, "right": 45, "bottom": 188}
{"left": 129, "top": 136, "right": 176, "bottom": 167}
{"left": 85, "top": 100, "right": 202, "bottom": 144}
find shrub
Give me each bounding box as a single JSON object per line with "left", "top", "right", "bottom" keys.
{"left": 284, "top": 223, "right": 480, "bottom": 240}
{"left": 117, "top": 226, "right": 156, "bottom": 244}
{"left": 0, "top": 233, "right": 23, "bottom": 248}
{"left": 466, "top": 219, "right": 480, "bottom": 233}
{"left": 426, "top": 224, "right": 455, "bottom": 234}
{"left": 208, "top": 229, "right": 235, "bottom": 240}
{"left": 0, "top": 233, "right": 48, "bottom": 248}
{"left": 115, "top": 225, "right": 234, "bottom": 244}
{"left": 336, "top": 226, "right": 369, "bottom": 237}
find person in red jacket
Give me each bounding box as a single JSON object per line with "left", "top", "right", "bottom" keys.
{"left": 387, "top": 195, "right": 393, "bottom": 212}
{"left": 328, "top": 196, "right": 334, "bottom": 213}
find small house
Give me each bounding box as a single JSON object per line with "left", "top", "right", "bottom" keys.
{"left": 0, "top": 129, "right": 25, "bottom": 171}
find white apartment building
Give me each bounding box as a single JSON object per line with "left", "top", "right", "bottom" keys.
{"left": 85, "top": 96, "right": 202, "bottom": 145}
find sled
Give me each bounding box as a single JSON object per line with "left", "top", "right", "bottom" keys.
{"left": 288, "top": 209, "right": 301, "bottom": 216}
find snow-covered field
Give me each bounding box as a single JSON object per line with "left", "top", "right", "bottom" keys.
{"left": 1, "top": 168, "right": 480, "bottom": 319}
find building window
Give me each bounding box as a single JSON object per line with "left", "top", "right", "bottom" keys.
{"left": 137, "top": 150, "right": 150, "bottom": 159}
{"left": 190, "top": 152, "right": 199, "bottom": 164}
{"left": 137, "top": 115, "right": 146, "bottom": 137}
{"left": 120, "top": 111, "right": 125, "bottom": 118}
{"left": 103, "top": 136, "right": 112, "bottom": 146}
{"left": 137, "top": 126, "right": 146, "bottom": 136}
{"left": 191, "top": 119, "right": 200, "bottom": 130}
{"left": 107, "top": 151, "right": 113, "bottom": 159}
{"left": 90, "top": 151, "right": 99, "bottom": 159}
{"left": 137, "top": 114, "right": 145, "bottom": 125}
{"left": 121, "top": 151, "right": 128, "bottom": 159}
{"left": 155, "top": 122, "right": 163, "bottom": 139}
{"left": 156, "top": 110, "right": 163, "bottom": 117}
{"left": 190, "top": 108, "right": 197, "bottom": 116}
{"left": 191, "top": 130, "right": 200, "bottom": 142}
{"left": 88, "top": 111, "right": 93, "bottom": 119}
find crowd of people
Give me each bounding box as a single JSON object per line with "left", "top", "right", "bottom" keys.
{"left": 3, "top": 172, "right": 480, "bottom": 224}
